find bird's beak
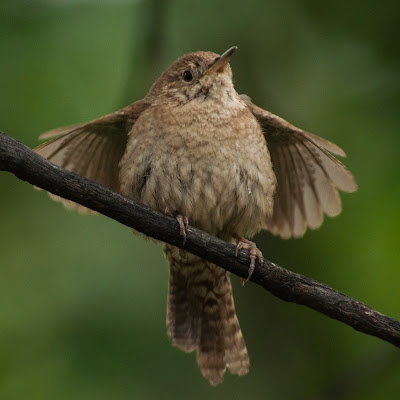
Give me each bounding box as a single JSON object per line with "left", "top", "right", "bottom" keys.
{"left": 203, "top": 46, "right": 238, "bottom": 76}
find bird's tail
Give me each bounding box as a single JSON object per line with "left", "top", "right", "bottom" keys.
{"left": 164, "top": 244, "right": 249, "bottom": 385}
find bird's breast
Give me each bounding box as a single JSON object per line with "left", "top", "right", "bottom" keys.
{"left": 119, "top": 102, "right": 276, "bottom": 237}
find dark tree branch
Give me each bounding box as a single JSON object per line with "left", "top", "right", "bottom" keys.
{"left": 1, "top": 131, "right": 399, "bottom": 348}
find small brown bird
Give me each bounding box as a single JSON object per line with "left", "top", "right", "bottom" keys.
{"left": 34, "top": 46, "right": 357, "bottom": 385}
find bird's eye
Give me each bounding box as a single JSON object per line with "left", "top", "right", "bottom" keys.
{"left": 182, "top": 70, "right": 193, "bottom": 82}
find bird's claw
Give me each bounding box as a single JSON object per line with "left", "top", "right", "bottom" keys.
{"left": 165, "top": 207, "right": 189, "bottom": 247}
{"left": 233, "top": 234, "right": 263, "bottom": 286}
{"left": 176, "top": 214, "right": 189, "bottom": 246}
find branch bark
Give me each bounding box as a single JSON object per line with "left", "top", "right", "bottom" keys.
{"left": 1, "top": 131, "right": 399, "bottom": 347}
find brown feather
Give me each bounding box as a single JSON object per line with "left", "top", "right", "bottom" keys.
{"left": 164, "top": 245, "right": 249, "bottom": 385}
{"left": 241, "top": 94, "right": 357, "bottom": 238}
{"left": 33, "top": 100, "right": 149, "bottom": 212}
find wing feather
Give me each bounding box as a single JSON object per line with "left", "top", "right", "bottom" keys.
{"left": 241, "top": 94, "right": 357, "bottom": 238}
{"left": 34, "top": 100, "right": 149, "bottom": 212}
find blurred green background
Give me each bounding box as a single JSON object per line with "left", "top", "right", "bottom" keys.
{"left": 1, "top": 0, "right": 399, "bottom": 399}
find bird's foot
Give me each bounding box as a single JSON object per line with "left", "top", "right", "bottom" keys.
{"left": 176, "top": 215, "right": 189, "bottom": 245}
{"left": 233, "top": 233, "right": 263, "bottom": 286}
{"left": 165, "top": 207, "right": 189, "bottom": 246}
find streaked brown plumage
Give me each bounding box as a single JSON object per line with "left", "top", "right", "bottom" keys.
{"left": 165, "top": 245, "right": 249, "bottom": 385}
{"left": 34, "top": 46, "right": 357, "bottom": 385}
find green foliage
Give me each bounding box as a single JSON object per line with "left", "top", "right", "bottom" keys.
{"left": 0, "top": 0, "right": 399, "bottom": 398}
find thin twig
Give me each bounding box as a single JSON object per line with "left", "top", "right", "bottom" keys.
{"left": 1, "top": 131, "right": 399, "bottom": 348}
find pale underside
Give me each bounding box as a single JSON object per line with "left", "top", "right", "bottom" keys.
{"left": 119, "top": 94, "right": 276, "bottom": 239}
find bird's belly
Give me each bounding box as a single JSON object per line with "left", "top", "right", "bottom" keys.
{"left": 120, "top": 134, "right": 275, "bottom": 238}
{"left": 119, "top": 107, "right": 276, "bottom": 237}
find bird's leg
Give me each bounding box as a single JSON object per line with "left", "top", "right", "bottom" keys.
{"left": 165, "top": 207, "right": 189, "bottom": 246}
{"left": 233, "top": 233, "right": 263, "bottom": 286}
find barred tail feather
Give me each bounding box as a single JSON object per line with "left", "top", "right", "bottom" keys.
{"left": 164, "top": 245, "right": 249, "bottom": 385}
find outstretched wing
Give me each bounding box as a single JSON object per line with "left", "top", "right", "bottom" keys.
{"left": 241, "top": 95, "right": 357, "bottom": 239}
{"left": 34, "top": 100, "right": 149, "bottom": 212}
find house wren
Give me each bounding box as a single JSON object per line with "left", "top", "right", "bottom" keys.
{"left": 34, "top": 46, "right": 357, "bottom": 385}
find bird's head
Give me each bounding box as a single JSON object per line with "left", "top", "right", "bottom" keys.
{"left": 146, "top": 46, "right": 238, "bottom": 106}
